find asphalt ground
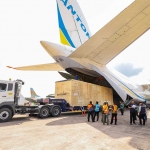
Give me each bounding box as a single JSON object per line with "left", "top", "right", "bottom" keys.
{"left": 0, "top": 110, "right": 150, "bottom": 150}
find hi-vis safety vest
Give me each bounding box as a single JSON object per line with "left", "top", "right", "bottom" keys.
{"left": 103, "top": 105, "right": 108, "bottom": 114}
{"left": 112, "top": 105, "right": 118, "bottom": 114}
{"left": 87, "top": 104, "right": 93, "bottom": 112}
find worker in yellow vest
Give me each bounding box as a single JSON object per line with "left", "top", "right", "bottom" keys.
{"left": 102, "top": 102, "right": 109, "bottom": 125}
{"left": 110, "top": 102, "right": 118, "bottom": 125}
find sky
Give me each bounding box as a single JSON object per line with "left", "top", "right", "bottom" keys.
{"left": 0, "top": 0, "right": 150, "bottom": 97}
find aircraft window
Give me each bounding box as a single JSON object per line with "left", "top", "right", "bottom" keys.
{"left": 8, "top": 83, "right": 13, "bottom": 91}
{"left": 0, "top": 83, "right": 7, "bottom": 92}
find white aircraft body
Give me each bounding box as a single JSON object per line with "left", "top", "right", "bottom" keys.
{"left": 24, "top": 88, "right": 41, "bottom": 103}
{"left": 8, "top": 0, "right": 150, "bottom": 105}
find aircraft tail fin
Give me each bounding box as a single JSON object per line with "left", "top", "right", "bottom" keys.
{"left": 30, "top": 88, "right": 40, "bottom": 98}
{"left": 56, "top": 0, "right": 91, "bottom": 48}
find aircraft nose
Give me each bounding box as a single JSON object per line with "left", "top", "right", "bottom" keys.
{"left": 40, "top": 41, "right": 60, "bottom": 57}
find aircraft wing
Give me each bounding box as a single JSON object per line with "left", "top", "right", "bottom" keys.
{"left": 7, "top": 62, "right": 64, "bottom": 71}
{"left": 69, "top": 0, "right": 150, "bottom": 65}
{"left": 25, "top": 98, "right": 37, "bottom": 103}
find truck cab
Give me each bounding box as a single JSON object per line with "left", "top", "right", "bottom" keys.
{"left": 0, "top": 80, "right": 15, "bottom": 104}
{"left": 0, "top": 79, "right": 22, "bottom": 122}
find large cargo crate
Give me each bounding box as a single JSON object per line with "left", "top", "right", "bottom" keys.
{"left": 55, "top": 80, "right": 113, "bottom": 106}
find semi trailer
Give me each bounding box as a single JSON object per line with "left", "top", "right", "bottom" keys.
{"left": 0, "top": 79, "right": 61, "bottom": 122}
{"left": 36, "top": 98, "right": 84, "bottom": 112}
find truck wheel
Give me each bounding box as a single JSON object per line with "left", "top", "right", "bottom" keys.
{"left": 0, "top": 108, "right": 12, "bottom": 122}
{"left": 51, "top": 106, "right": 61, "bottom": 117}
{"left": 39, "top": 107, "right": 49, "bottom": 118}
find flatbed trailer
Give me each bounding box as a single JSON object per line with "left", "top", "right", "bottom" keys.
{"left": 36, "top": 98, "right": 87, "bottom": 112}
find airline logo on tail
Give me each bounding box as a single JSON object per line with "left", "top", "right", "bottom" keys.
{"left": 60, "top": 0, "right": 90, "bottom": 39}
{"left": 58, "top": 0, "right": 91, "bottom": 48}
{"left": 30, "top": 88, "right": 40, "bottom": 98}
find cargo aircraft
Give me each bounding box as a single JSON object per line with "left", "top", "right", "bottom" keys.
{"left": 25, "top": 88, "right": 41, "bottom": 103}
{"left": 8, "top": 0, "right": 150, "bottom": 105}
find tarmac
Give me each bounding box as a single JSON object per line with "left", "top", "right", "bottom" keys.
{"left": 0, "top": 110, "right": 150, "bottom": 150}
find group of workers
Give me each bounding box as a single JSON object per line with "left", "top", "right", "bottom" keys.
{"left": 87, "top": 100, "right": 147, "bottom": 126}
{"left": 128, "top": 100, "right": 147, "bottom": 125}
{"left": 87, "top": 101, "right": 100, "bottom": 122}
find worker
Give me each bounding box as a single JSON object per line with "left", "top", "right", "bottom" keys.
{"left": 138, "top": 102, "right": 146, "bottom": 125}
{"left": 144, "top": 101, "right": 147, "bottom": 122}
{"left": 75, "top": 75, "right": 79, "bottom": 80}
{"left": 110, "top": 102, "right": 118, "bottom": 125}
{"left": 119, "top": 101, "right": 124, "bottom": 115}
{"left": 101, "top": 102, "right": 105, "bottom": 122}
{"left": 93, "top": 101, "right": 100, "bottom": 121}
{"left": 102, "top": 102, "right": 109, "bottom": 125}
{"left": 135, "top": 104, "right": 139, "bottom": 120}
{"left": 128, "top": 100, "right": 137, "bottom": 125}
{"left": 101, "top": 101, "right": 108, "bottom": 122}
{"left": 87, "top": 101, "right": 94, "bottom": 122}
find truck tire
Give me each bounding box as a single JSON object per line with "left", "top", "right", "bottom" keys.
{"left": 0, "top": 108, "right": 12, "bottom": 122}
{"left": 39, "top": 107, "right": 49, "bottom": 118}
{"left": 51, "top": 106, "right": 61, "bottom": 117}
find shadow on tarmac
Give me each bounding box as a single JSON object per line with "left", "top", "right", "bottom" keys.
{"left": 46, "top": 109, "right": 150, "bottom": 150}
{"left": 0, "top": 115, "right": 35, "bottom": 126}
{"left": 1, "top": 110, "right": 150, "bottom": 149}
{"left": 0, "top": 112, "right": 81, "bottom": 127}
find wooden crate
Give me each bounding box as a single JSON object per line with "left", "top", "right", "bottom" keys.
{"left": 55, "top": 80, "right": 113, "bottom": 106}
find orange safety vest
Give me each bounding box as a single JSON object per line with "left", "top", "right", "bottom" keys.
{"left": 103, "top": 104, "right": 108, "bottom": 114}
{"left": 112, "top": 105, "right": 118, "bottom": 114}
{"left": 87, "top": 104, "right": 93, "bottom": 111}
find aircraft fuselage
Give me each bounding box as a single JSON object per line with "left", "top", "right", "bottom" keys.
{"left": 40, "top": 41, "right": 150, "bottom": 105}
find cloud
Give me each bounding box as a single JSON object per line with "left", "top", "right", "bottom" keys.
{"left": 130, "top": 68, "right": 150, "bottom": 85}
{"left": 113, "top": 63, "right": 144, "bottom": 77}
